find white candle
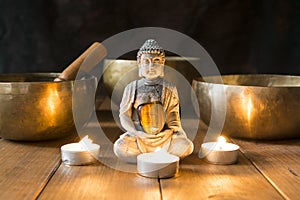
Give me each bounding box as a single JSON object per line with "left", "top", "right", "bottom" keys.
{"left": 61, "top": 136, "right": 100, "bottom": 166}
{"left": 199, "top": 136, "right": 239, "bottom": 164}
{"left": 137, "top": 148, "right": 179, "bottom": 178}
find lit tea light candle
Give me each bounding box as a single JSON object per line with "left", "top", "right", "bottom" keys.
{"left": 199, "top": 136, "right": 239, "bottom": 164}
{"left": 137, "top": 148, "right": 179, "bottom": 178}
{"left": 61, "top": 136, "right": 100, "bottom": 166}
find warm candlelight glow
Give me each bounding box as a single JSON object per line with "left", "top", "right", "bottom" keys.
{"left": 137, "top": 146, "right": 179, "bottom": 178}
{"left": 79, "top": 135, "right": 93, "bottom": 144}
{"left": 46, "top": 87, "right": 59, "bottom": 115}
{"left": 200, "top": 135, "right": 240, "bottom": 164}
{"left": 217, "top": 136, "right": 226, "bottom": 150}
{"left": 79, "top": 135, "right": 100, "bottom": 151}
{"left": 241, "top": 91, "right": 254, "bottom": 127}
{"left": 217, "top": 136, "right": 226, "bottom": 144}
{"left": 155, "top": 147, "right": 162, "bottom": 152}
{"left": 42, "top": 86, "right": 60, "bottom": 127}
{"left": 61, "top": 135, "right": 100, "bottom": 165}
{"left": 247, "top": 96, "right": 253, "bottom": 122}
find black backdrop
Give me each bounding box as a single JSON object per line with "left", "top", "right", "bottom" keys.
{"left": 0, "top": 0, "right": 299, "bottom": 75}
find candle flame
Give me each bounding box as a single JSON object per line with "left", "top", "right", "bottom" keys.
{"left": 155, "top": 147, "right": 162, "bottom": 152}
{"left": 79, "top": 135, "right": 94, "bottom": 147}
{"left": 78, "top": 135, "right": 100, "bottom": 152}
{"left": 217, "top": 136, "right": 226, "bottom": 143}
{"left": 217, "top": 136, "right": 226, "bottom": 150}
{"left": 79, "top": 135, "right": 92, "bottom": 143}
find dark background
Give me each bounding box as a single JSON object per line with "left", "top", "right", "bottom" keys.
{"left": 0, "top": 0, "right": 299, "bottom": 75}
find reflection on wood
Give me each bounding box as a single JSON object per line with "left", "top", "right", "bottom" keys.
{"left": 160, "top": 152, "right": 282, "bottom": 200}
{"left": 0, "top": 134, "right": 77, "bottom": 199}
{"left": 38, "top": 162, "right": 160, "bottom": 200}
{"left": 233, "top": 138, "right": 300, "bottom": 199}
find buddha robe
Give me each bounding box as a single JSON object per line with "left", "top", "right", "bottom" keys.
{"left": 114, "top": 78, "right": 193, "bottom": 163}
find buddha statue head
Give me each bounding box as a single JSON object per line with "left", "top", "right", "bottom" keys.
{"left": 137, "top": 39, "right": 165, "bottom": 80}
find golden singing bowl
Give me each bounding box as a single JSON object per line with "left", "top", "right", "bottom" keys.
{"left": 193, "top": 74, "right": 300, "bottom": 140}
{"left": 103, "top": 57, "right": 200, "bottom": 106}
{"left": 103, "top": 59, "right": 138, "bottom": 105}
{"left": 0, "top": 73, "right": 97, "bottom": 141}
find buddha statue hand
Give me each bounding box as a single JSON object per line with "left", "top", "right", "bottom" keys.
{"left": 129, "top": 130, "right": 161, "bottom": 139}
{"left": 139, "top": 129, "right": 173, "bottom": 146}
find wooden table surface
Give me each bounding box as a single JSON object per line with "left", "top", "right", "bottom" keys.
{"left": 0, "top": 108, "right": 299, "bottom": 200}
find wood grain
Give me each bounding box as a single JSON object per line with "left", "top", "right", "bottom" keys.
{"left": 38, "top": 124, "right": 161, "bottom": 199}
{"left": 2, "top": 101, "right": 299, "bottom": 199}
{"left": 160, "top": 151, "right": 283, "bottom": 200}
{"left": 159, "top": 120, "right": 282, "bottom": 200}
{"left": 0, "top": 134, "right": 77, "bottom": 199}
{"left": 38, "top": 161, "right": 161, "bottom": 200}
{"left": 232, "top": 138, "right": 300, "bottom": 199}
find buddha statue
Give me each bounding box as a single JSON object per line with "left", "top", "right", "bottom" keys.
{"left": 113, "top": 39, "right": 194, "bottom": 163}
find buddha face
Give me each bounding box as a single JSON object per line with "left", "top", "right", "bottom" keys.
{"left": 139, "top": 53, "right": 164, "bottom": 80}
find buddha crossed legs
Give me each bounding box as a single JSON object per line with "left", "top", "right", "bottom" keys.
{"left": 114, "top": 39, "right": 194, "bottom": 163}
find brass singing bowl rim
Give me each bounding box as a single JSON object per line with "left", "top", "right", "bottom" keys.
{"left": 0, "top": 73, "right": 96, "bottom": 141}
{"left": 104, "top": 58, "right": 137, "bottom": 66}
{"left": 193, "top": 74, "right": 300, "bottom": 140}
{"left": 104, "top": 59, "right": 137, "bottom": 62}
{"left": 0, "top": 73, "right": 92, "bottom": 94}
{"left": 0, "top": 73, "right": 67, "bottom": 88}
{"left": 0, "top": 73, "right": 60, "bottom": 82}
{"left": 195, "top": 74, "right": 300, "bottom": 88}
